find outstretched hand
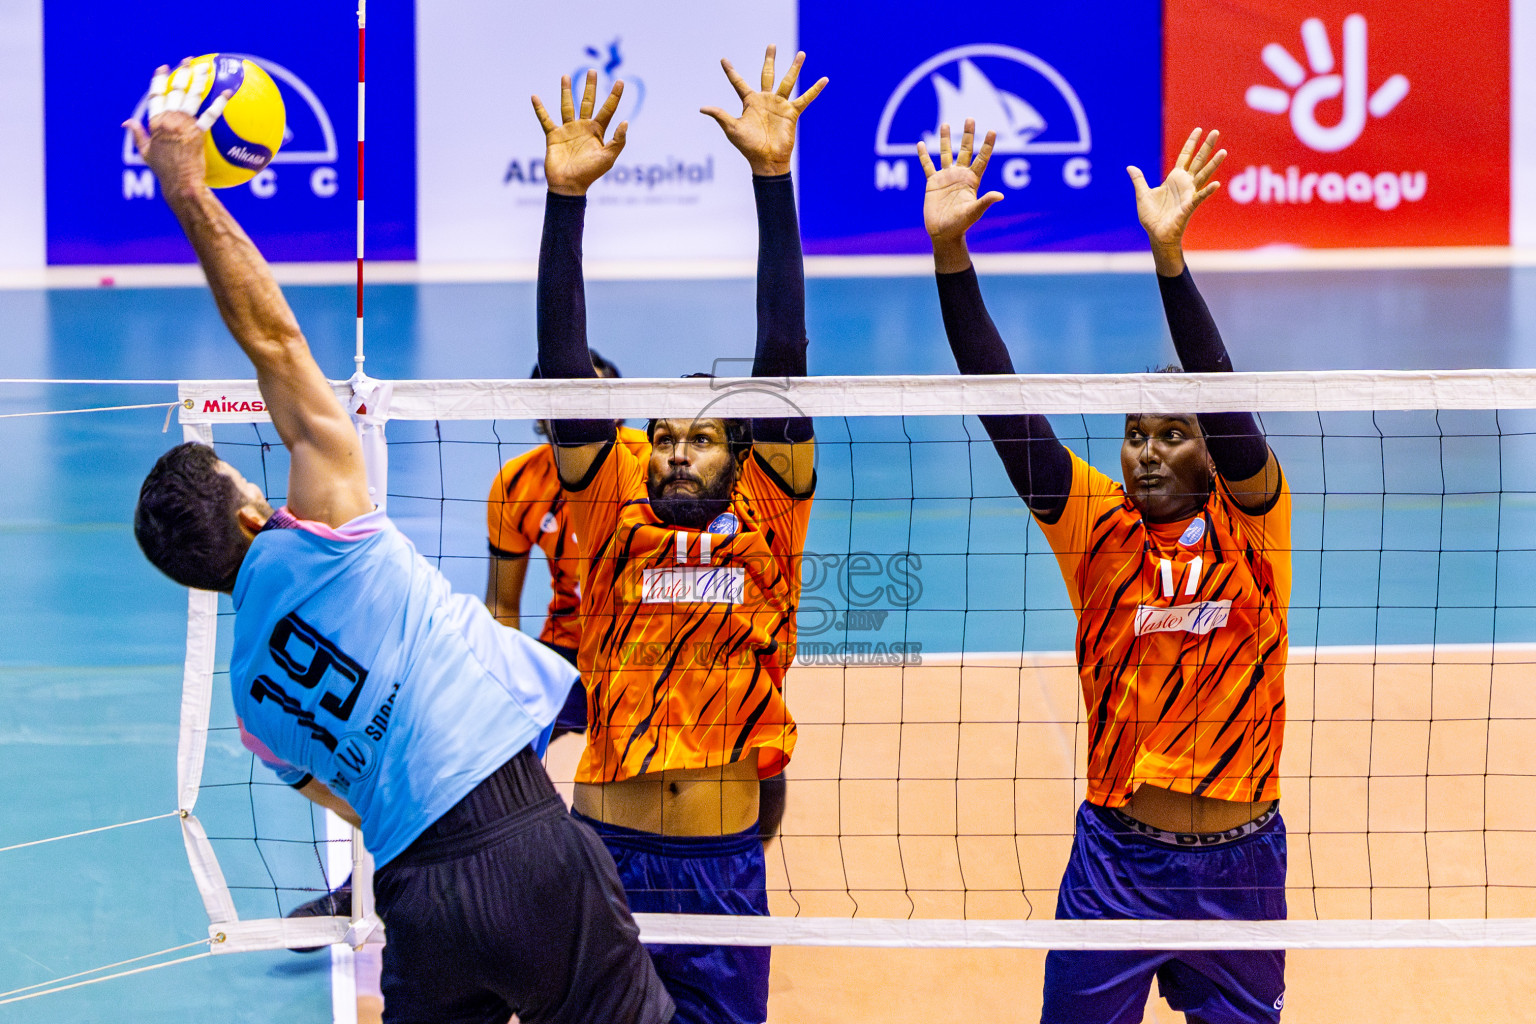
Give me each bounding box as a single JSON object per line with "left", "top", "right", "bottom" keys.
{"left": 918, "top": 120, "right": 1003, "bottom": 272}
{"left": 1127, "top": 127, "right": 1225, "bottom": 269}
{"left": 701, "top": 45, "right": 826, "bottom": 176}
{"left": 533, "top": 70, "right": 627, "bottom": 197}
{"left": 123, "top": 60, "right": 231, "bottom": 201}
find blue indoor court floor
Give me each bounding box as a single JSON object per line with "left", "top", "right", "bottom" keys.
{"left": 3, "top": 264, "right": 1536, "bottom": 1021}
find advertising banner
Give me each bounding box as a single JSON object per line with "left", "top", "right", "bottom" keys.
{"left": 416, "top": 0, "right": 795, "bottom": 264}
{"left": 0, "top": 0, "right": 44, "bottom": 270}
{"left": 796, "top": 0, "right": 1162, "bottom": 255}
{"left": 1165, "top": 1, "right": 1509, "bottom": 249}
{"left": 43, "top": 0, "right": 416, "bottom": 264}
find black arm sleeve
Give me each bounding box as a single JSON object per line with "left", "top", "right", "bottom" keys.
{"left": 537, "top": 191, "right": 614, "bottom": 446}
{"left": 936, "top": 267, "right": 1071, "bottom": 518}
{"left": 750, "top": 173, "right": 813, "bottom": 444}
{"left": 1157, "top": 267, "right": 1268, "bottom": 481}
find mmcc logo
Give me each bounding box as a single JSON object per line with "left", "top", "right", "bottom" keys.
{"left": 873, "top": 43, "right": 1092, "bottom": 193}
{"left": 121, "top": 54, "right": 340, "bottom": 201}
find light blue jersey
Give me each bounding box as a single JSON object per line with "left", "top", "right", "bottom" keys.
{"left": 230, "top": 507, "right": 578, "bottom": 867}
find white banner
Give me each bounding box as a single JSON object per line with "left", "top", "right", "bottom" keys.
{"left": 1516, "top": 0, "right": 1536, "bottom": 247}
{"left": 0, "top": 0, "right": 43, "bottom": 270}
{"left": 417, "top": 0, "right": 796, "bottom": 264}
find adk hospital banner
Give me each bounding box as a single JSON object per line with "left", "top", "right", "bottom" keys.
{"left": 0, "top": 0, "right": 1531, "bottom": 268}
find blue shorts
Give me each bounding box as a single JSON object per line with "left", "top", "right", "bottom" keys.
{"left": 1042, "top": 801, "right": 1288, "bottom": 1024}
{"left": 573, "top": 811, "right": 769, "bottom": 1024}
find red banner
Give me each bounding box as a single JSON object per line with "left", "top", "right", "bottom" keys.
{"left": 1165, "top": 1, "right": 1508, "bottom": 249}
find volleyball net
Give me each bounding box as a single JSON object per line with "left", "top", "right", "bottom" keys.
{"left": 172, "top": 368, "right": 1536, "bottom": 954}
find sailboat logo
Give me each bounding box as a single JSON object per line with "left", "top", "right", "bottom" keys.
{"left": 876, "top": 44, "right": 1091, "bottom": 157}
{"left": 922, "top": 59, "right": 1045, "bottom": 153}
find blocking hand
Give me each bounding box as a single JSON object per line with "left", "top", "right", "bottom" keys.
{"left": 122, "top": 60, "right": 231, "bottom": 198}
{"left": 533, "top": 70, "right": 627, "bottom": 197}
{"left": 918, "top": 120, "right": 1003, "bottom": 245}
{"left": 1127, "top": 127, "right": 1225, "bottom": 253}
{"left": 701, "top": 45, "right": 826, "bottom": 177}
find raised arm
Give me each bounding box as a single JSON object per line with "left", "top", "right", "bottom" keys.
{"left": 918, "top": 121, "right": 1071, "bottom": 518}
{"left": 485, "top": 552, "right": 530, "bottom": 630}
{"left": 531, "top": 72, "right": 628, "bottom": 488}
{"left": 703, "top": 46, "right": 825, "bottom": 496}
{"left": 1128, "top": 128, "right": 1281, "bottom": 511}
{"left": 126, "top": 63, "right": 369, "bottom": 527}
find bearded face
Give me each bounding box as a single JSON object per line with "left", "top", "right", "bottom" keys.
{"left": 647, "top": 417, "right": 743, "bottom": 530}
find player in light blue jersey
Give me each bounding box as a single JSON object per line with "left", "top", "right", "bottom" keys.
{"left": 126, "top": 61, "right": 673, "bottom": 1024}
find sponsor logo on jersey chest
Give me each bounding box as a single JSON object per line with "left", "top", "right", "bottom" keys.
{"left": 1134, "top": 599, "right": 1232, "bottom": 636}
{"left": 640, "top": 566, "right": 746, "bottom": 605}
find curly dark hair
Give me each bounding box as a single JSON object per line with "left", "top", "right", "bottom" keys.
{"left": 646, "top": 373, "right": 752, "bottom": 460}
{"left": 133, "top": 442, "right": 249, "bottom": 592}
{"left": 529, "top": 348, "right": 621, "bottom": 380}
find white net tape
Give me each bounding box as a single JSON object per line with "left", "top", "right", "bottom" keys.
{"left": 175, "top": 372, "right": 1536, "bottom": 950}
{"left": 178, "top": 369, "right": 1536, "bottom": 424}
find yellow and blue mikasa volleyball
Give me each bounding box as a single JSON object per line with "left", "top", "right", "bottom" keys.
{"left": 189, "top": 54, "right": 286, "bottom": 188}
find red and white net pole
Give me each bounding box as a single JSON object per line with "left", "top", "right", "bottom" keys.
{"left": 343, "top": 0, "right": 381, "bottom": 950}
{"left": 354, "top": 0, "right": 367, "bottom": 375}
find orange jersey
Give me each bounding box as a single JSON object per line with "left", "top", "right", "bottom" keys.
{"left": 1037, "top": 452, "right": 1291, "bottom": 808}
{"left": 564, "top": 440, "right": 811, "bottom": 784}
{"left": 487, "top": 427, "right": 650, "bottom": 649}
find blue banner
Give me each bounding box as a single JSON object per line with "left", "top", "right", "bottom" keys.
{"left": 797, "top": 1, "right": 1161, "bottom": 254}
{"left": 44, "top": 0, "right": 415, "bottom": 264}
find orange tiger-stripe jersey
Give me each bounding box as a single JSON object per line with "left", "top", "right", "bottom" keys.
{"left": 486, "top": 427, "right": 650, "bottom": 650}
{"left": 565, "top": 440, "right": 811, "bottom": 784}
{"left": 1037, "top": 452, "right": 1291, "bottom": 808}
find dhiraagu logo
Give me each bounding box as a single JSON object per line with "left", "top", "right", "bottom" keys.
{"left": 1245, "top": 14, "right": 1409, "bottom": 153}
{"left": 1228, "top": 14, "right": 1423, "bottom": 212}
{"left": 873, "top": 44, "right": 1092, "bottom": 193}
{"left": 121, "top": 54, "right": 340, "bottom": 201}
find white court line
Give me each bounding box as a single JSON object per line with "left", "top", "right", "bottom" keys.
{"left": 4, "top": 247, "right": 1536, "bottom": 289}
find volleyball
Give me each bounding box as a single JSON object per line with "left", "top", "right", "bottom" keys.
{"left": 187, "top": 54, "right": 286, "bottom": 188}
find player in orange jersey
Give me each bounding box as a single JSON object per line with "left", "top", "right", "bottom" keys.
{"left": 528, "top": 48, "right": 823, "bottom": 1024}
{"left": 485, "top": 359, "right": 792, "bottom": 840}
{"left": 921, "top": 123, "right": 1290, "bottom": 1024}
{"left": 485, "top": 350, "right": 641, "bottom": 737}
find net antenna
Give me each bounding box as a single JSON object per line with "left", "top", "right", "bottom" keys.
{"left": 173, "top": 369, "right": 1536, "bottom": 954}
{"left": 339, "top": 0, "right": 384, "bottom": 951}
{"left": 353, "top": 0, "right": 367, "bottom": 380}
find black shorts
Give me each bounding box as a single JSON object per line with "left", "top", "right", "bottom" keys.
{"left": 374, "top": 747, "right": 675, "bottom": 1024}
{"left": 542, "top": 642, "right": 586, "bottom": 735}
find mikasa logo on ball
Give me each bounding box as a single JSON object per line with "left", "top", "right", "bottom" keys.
{"left": 122, "top": 53, "right": 341, "bottom": 200}
{"left": 224, "top": 144, "right": 271, "bottom": 169}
